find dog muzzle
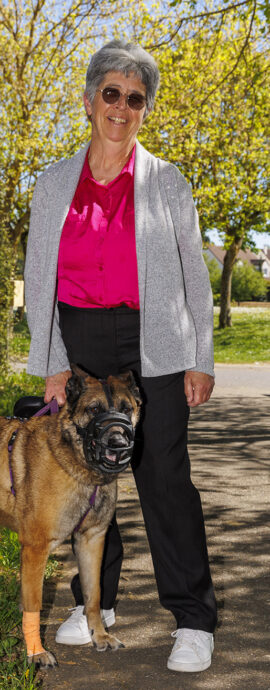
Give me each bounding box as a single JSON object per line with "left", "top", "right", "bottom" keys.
{"left": 78, "top": 410, "right": 135, "bottom": 474}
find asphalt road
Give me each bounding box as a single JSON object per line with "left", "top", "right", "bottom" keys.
{"left": 214, "top": 363, "right": 270, "bottom": 397}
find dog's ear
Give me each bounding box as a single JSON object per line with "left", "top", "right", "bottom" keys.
{"left": 117, "top": 371, "right": 142, "bottom": 406}
{"left": 70, "top": 364, "right": 89, "bottom": 379}
{"left": 65, "top": 372, "right": 86, "bottom": 406}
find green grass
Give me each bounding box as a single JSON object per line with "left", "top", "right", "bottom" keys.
{"left": 214, "top": 310, "right": 270, "bottom": 363}
{"left": 0, "top": 371, "right": 44, "bottom": 417}
{"left": 9, "top": 316, "right": 31, "bottom": 359}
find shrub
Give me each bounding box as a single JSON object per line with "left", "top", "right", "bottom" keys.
{"left": 231, "top": 262, "right": 267, "bottom": 302}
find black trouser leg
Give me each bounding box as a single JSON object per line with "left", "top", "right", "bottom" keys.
{"left": 131, "top": 370, "right": 217, "bottom": 632}
{"left": 58, "top": 304, "right": 130, "bottom": 610}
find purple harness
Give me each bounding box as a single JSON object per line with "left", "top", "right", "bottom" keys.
{"left": 8, "top": 399, "right": 98, "bottom": 530}
{"left": 73, "top": 485, "right": 98, "bottom": 533}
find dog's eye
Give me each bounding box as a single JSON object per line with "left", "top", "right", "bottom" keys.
{"left": 119, "top": 402, "right": 132, "bottom": 415}
{"left": 87, "top": 405, "right": 100, "bottom": 415}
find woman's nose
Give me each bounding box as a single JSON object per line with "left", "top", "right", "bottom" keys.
{"left": 115, "top": 93, "right": 128, "bottom": 109}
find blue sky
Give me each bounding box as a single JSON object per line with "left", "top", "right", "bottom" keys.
{"left": 208, "top": 230, "right": 270, "bottom": 251}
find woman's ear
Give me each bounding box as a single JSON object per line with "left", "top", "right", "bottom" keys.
{"left": 83, "top": 91, "right": 92, "bottom": 120}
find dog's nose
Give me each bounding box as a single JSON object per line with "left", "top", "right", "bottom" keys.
{"left": 108, "top": 431, "right": 128, "bottom": 448}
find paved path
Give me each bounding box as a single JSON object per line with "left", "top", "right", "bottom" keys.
{"left": 214, "top": 363, "right": 270, "bottom": 397}
{"left": 35, "top": 369, "right": 270, "bottom": 689}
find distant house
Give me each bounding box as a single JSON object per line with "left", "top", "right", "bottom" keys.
{"left": 204, "top": 245, "right": 270, "bottom": 279}
{"left": 13, "top": 280, "right": 24, "bottom": 308}
{"left": 257, "top": 247, "right": 270, "bottom": 279}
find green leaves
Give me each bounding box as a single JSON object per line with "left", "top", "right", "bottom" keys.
{"left": 232, "top": 262, "right": 268, "bottom": 302}
{"left": 0, "top": 0, "right": 269, "bottom": 352}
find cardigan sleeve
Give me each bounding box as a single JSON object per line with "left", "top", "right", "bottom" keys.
{"left": 162, "top": 164, "right": 214, "bottom": 377}
{"left": 177, "top": 177, "right": 214, "bottom": 376}
{"left": 25, "top": 175, "right": 71, "bottom": 378}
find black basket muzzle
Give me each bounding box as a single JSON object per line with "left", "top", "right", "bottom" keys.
{"left": 78, "top": 410, "right": 135, "bottom": 474}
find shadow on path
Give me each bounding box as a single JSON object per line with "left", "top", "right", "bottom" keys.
{"left": 39, "top": 396, "right": 270, "bottom": 690}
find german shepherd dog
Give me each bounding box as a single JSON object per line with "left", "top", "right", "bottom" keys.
{"left": 0, "top": 367, "right": 141, "bottom": 667}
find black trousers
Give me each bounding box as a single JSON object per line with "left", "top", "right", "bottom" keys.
{"left": 59, "top": 303, "right": 217, "bottom": 632}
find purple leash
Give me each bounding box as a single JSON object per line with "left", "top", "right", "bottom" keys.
{"left": 73, "top": 485, "right": 98, "bottom": 533}
{"left": 8, "top": 399, "right": 59, "bottom": 496}
{"left": 33, "top": 398, "right": 59, "bottom": 417}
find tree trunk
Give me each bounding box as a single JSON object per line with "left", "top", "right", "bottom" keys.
{"left": 219, "top": 241, "right": 242, "bottom": 328}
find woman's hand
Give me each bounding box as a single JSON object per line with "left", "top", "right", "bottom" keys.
{"left": 44, "top": 370, "right": 72, "bottom": 406}
{"left": 184, "top": 371, "right": 215, "bottom": 408}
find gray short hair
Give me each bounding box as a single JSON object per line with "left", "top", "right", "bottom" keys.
{"left": 85, "top": 40, "right": 160, "bottom": 116}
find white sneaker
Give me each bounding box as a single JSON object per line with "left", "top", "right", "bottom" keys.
{"left": 55, "top": 605, "right": 115, "bottom": 645}
{"left": 167, "top": 628, "right": 214, "bottom": 672}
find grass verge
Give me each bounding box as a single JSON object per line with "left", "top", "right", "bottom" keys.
{"left": 9, "top": 315, "right": 31, "bottom": 360}
{"left": 214, "top": 310, "right": 270, "bottom": 363}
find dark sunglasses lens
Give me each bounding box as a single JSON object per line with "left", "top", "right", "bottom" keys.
{"left": 127, "top": 94, "right": 146, "bottom": 110}
{"left": 101, "top": 88, "right": 145, "bottom": 110}
{"left": 102, "top": 88, "right": 120, "bottom": 104}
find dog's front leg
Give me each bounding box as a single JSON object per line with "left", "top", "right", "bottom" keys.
{"left": 74, "top": 529, "right": 124, "bottom": 652}
{"left": 20, "top": 543, "right": 57, "bottom": 667}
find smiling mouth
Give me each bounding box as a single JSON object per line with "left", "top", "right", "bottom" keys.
{"left": 108, "top": 116, "right": 127, "bottom": 124}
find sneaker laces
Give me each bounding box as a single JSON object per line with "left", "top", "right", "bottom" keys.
{"left": 171, "top": 628, "right": 213, "bottom": 658}
{"left": 171, "top": 628, "right": 197, "bottom": 647}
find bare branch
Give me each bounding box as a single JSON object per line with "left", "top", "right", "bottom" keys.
{"left": 196, "top": 0, "right": 257, "bottom": 111}
{"left": 147, "top": 0, "right": 254, "bottom": 50}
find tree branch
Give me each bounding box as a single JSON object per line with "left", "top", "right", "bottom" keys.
{"left": 195, "top": 1, "right": 257, "bottom": 112}
{"left": 147, "top": 0, "right": 254, "bottom": 50}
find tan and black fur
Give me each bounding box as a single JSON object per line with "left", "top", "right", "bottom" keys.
{"left": 0, "top": 367, "right": 141, "bottom": 667}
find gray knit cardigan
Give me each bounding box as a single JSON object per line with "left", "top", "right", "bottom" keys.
{"left": 24, "top": 140, "right": 214, "bottom": 378}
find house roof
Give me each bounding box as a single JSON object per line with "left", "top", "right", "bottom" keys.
{"left": 207, "top": 245, "right": 261, "bottom": 265}
{"left": 260, "top": 247, "right": 270, "bottom": 261}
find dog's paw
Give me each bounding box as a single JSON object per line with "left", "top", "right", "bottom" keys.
{"left": 28, "top": 649, "right": 58, "bottom": 668}
{"left": 92, "top": 631, "right": 125, "bottom": 652}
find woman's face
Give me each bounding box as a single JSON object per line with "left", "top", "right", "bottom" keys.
{"left": 84, "top": 71, "right": 147, "bottom": 148}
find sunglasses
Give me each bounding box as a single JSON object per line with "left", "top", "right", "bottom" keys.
{"left": 96, "top": 87, "right": 146, "bottom": 111}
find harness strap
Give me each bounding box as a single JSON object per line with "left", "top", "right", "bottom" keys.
{"left": 73, "top": 486, "right": 98, "bottom": 533}
{"left": 8, "top": 399, "right": 59, "bottom": 496}
{"left": 33, "top": 398, "right": 59, "bottom": 417}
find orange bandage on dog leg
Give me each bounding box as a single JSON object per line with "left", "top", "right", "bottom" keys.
{"left": 22, "top": 611, "right": 45, "bottom": 656}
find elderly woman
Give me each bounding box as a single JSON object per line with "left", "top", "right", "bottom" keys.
{"left": 25, "top": 40, "right": 217, "bottom": 673}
